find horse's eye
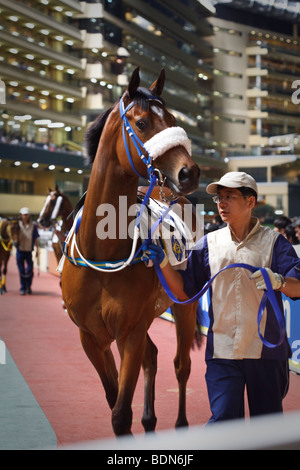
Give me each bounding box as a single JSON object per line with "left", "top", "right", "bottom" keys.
{"left": 135, "top": 119, "right": 148, "bottom": 131}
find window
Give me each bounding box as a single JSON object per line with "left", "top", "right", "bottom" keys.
{"left": 14, "top": 180, "right": 34, "bottom": 194}
{"left": 238, "top": 167, "right": 267, "bottom": 183}
{"left": 0, "top": 178, "right": 12, "bottom": 193}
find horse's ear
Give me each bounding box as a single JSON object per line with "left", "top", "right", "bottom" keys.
{"left": 55, "top": 184, "right": 60, "bottom": 193}
{"left": 149, "top": 69, "right": 165, "bottom": 97}
{"left": 127, "top": 67, "right": 140, "bottom": 98}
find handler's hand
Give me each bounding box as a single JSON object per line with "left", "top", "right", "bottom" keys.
{"left": 142, "top": 243, "right": 168, "bottom": 268}
{"left": 250, "top": 268, "right": 283, "bottom": 290}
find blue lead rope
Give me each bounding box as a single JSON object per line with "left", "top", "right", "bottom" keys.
{"left": 152, "top": 260, "right": 286, "bottom": 349}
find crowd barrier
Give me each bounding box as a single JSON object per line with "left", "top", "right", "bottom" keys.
{"left": 62, "top": 409, "right": 300, "bottom": 450}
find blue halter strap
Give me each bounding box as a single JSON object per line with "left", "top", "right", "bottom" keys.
{"left": 119, "top": 97, "right": 159, "bottom": 180}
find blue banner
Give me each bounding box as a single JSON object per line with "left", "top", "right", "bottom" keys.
{"left": 283, "top": 294, "right": 300, "bottom": 374}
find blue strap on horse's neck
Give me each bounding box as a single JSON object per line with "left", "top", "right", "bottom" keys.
{"left": 152, "top": 260, "right": 286, "bottom": 349}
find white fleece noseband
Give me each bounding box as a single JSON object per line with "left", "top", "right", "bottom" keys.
{"left": 143, "top": 127, "right": 191, "bottom": 160}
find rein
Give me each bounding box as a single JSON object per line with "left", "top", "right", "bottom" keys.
{"left": 153, "top": 260, "right": 286, "bottom": 349}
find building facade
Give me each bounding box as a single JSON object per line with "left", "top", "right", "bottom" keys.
{"left": 0, "top": 0, "right": 226, "bottom": 216}
{"left": 1, "top": 0, "right": 300, "bottom": 219}
{"left": 210, "top": 3, "right": 300, "bottom": 217}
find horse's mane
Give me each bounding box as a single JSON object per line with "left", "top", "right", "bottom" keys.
{"left": 84, "top": 87, "right": 165, "bottom": 164}
{"left": 84, "top": 107, "right": 113, "bottom": 165}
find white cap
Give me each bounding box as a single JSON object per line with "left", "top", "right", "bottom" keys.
{"left": 20, "top": 207, "right": 30, "bottom": 215}
{"left": 206, "top": 171, "right": 258, "bottom": 196}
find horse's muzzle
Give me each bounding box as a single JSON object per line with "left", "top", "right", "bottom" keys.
{"left": 170, "top": 164, "right": 200, "bottom": 195}
{"left": 37, "top": 217, "right": 52, "bottom": 228}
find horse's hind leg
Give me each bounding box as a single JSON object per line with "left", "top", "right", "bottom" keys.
{"left": 79, "top": 330, "right": 118, "bottom": 410}
{"left": 171, "top": 302, "right": 198, "bottom": 428}
{"left": 141, "top": 333, "right": 158, "bottom": 432}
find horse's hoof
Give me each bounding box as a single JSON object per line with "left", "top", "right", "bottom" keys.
{"left": 175, "top": 419, "right": 189, "bottom": 429}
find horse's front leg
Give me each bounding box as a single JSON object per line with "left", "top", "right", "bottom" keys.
{"left": 141, "top": 333, "right": 158, "bottom": 432}
{"left": 0, "top": 260, "right": 8, "bottom": 294}
{"left": 113, "top": 325, "right": 147, "bottom": 436}
{"left": 80, "top": 330, "right": 118, "bottom": 410}
{"left": 171, "top": 302, "right": 198, "bottom": 428}
{"left": 0, "top": 263, "right": 3, "bottom": 294}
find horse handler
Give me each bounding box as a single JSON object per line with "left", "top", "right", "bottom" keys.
{"left": 16, "top": 207, "right": 39, "bottom": 295}
{"left": 143, "top": 172, "right": 300, "bottom": 423}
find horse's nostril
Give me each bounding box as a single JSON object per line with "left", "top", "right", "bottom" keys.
{"left": 177, "top": 165, "right": 200, "bottom": 192}
{"left": 178, "top": 167, "right": 191, "bottom": 184}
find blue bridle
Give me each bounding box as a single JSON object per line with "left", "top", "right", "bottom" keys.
{"left": 119, "top": 96, "right": 162, "bottom": 182}
{"left": 119, "top": 95, "right": 172, "bottom": 231}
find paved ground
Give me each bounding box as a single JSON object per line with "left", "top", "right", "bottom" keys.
{"left": 1, "top": 259, "right": 300, "bottom": 449}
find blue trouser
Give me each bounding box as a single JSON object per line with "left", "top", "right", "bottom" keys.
{"left": 205, "top": 358, "right": 289, "bottom": 424}
{"left": 16, "top": 250, "right": 34, "bottom": 292}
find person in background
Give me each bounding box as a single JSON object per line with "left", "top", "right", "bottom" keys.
{"left": 285, "top": 224, "right": 300, "bottom": 257}
{"left": 273, "top": 215, "right": 291, "bottom": 235}
{"left": 16, "top": 207, "right": 39, "bottom": 295}
{"left": 205, "top": 214, "right": 226, "bottom": 234}
{"left": 143, "top": 172, "right": 300, "bottom": 424}
{"left": 293, "top": 218, "right": 300, "bottom": 245}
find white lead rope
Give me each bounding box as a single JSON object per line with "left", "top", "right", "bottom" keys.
{"left": 72, "top": 225, "right": 141, "bottom": 272}
{"left": 57, "top": 206, "right": 142, "bottom": 273}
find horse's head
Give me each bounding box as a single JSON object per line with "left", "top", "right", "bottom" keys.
{"left": 117, "top": 68, "right": 200, "bottom": 196}
{"left": 85, "top": 68, "right": 200, "bottom": 197}
{"left": 10, "top": 219, "right": 20, "bottom": 247}
{"left": 38, "top": 186, "right": 64, "bottom": 228}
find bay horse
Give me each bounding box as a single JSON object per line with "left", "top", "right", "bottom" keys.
{"left": 61, "top": 68, "right": 201, "bottom": 436}
{"left": 38, "top": 186, "right": 74, "bottom": 264}
{"left": 0, "top": 218, "right": 20, "bottom": 294}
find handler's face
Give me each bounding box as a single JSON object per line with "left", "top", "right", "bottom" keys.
{"left": 216, "top": 188, "right": 254, "bottom": 224}
{"left": 21, "top": 213, "right": 30, "bottom": 223}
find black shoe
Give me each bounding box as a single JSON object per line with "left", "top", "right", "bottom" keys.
{"left": 26, "top": 287, "right": 32, "bottom": 295}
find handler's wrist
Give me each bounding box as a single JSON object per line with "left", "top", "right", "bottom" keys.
{"left": 160, "top": 255, "right": 169, "bottom": 269}
{"left": 279, "top": 274, "right": 286, "bottom": 290}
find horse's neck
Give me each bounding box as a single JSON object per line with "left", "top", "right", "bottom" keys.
{"left": 78, "top": 154, "right": 138, "bottom": 261}
{"left": 60, "top": 198, "right": 73, "bottom": 232}
{"left": 61, "top": 216, "right": 72, "bottom": 233}
{"left": 0, "top": 220, "right": 8, "bottom": 239}
{"left": 62, "top": 213, "right": 72, "bottom": 232}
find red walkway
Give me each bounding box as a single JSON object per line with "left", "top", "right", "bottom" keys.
{"left": 1, "top": 259, "right": 300, "bottom": 449}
